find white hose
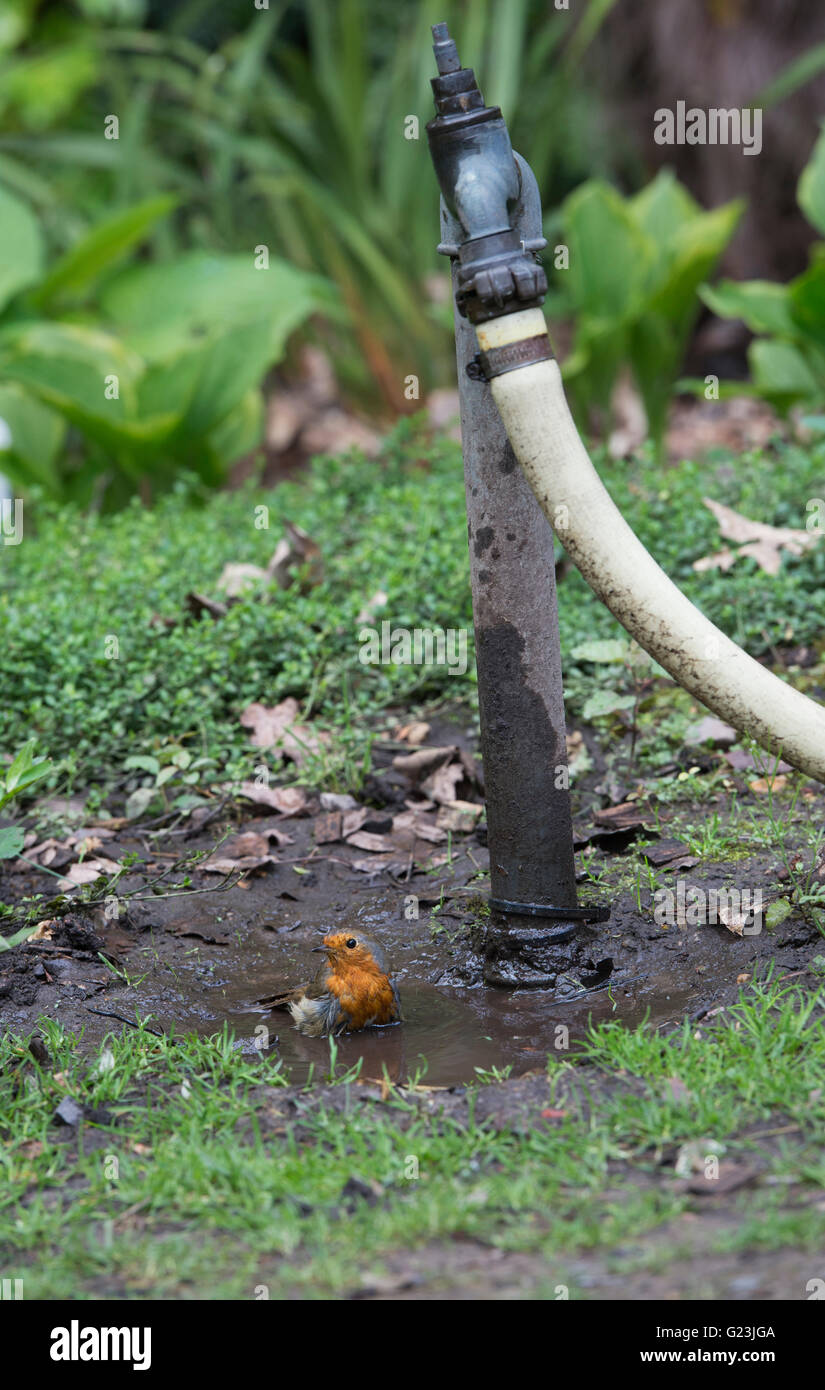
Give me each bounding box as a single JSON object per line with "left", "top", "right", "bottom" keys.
{"left": 476, "top": 308, "right": 825, "bottom": 783}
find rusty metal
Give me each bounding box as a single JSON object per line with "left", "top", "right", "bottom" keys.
{"left": 429, "top": 24, "right": 608, "bottom": 987}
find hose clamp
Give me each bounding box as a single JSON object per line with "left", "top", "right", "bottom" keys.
{"left": 489, "top": 897, "right": 610, "bottom": 923}
{"left": 466, "top": 334, "right": 554, "bottom": 381}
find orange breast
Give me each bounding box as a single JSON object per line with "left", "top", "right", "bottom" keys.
{"left": 326, "top": 968, "right": 398, "bottom": 1031}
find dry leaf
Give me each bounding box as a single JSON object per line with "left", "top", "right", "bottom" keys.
{"left": 240, "top": 699, "right": 327, "bottom": 766}
{"left": 238, "top": 782, "right": 308, "bottom": 815}
{"left": 749, "top": 775, "right": 788, "bottom": 795}
{"left": 422, "top": 761, "right": 465, "bottom": 805}
{"left": 396, "top": 721, "right": 431, "bottom": 746}
{"left": 392, "top": 746, "right": 457, "bottom": 782}
{"left": 694, "top": 498, "right": 820, "bottom": 576}
{"left": 435, "top": 800, "right": 482, "bottom": 833}
{"left": 201, "top": 830, "right": 282, "bottom": 874}
{"left": 267, "top": 522, "right": 323, "bottom": 591}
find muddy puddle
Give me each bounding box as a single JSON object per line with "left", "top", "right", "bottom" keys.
{"left": 3, "top": 788, "right": 820, "bottom": 1086}
{"left": 132, "top": 890, "right": 707, "bottom": 1087}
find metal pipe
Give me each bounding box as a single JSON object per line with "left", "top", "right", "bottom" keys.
{"left": 428, "top": 24, "right": 607, "bottom": 987}
{"left": 427, "top": 23, "right": 825, "bottom": 790}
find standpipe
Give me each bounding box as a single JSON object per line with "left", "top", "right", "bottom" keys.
{"left": 427, "top": 24, "right": 825, "bottom": 788}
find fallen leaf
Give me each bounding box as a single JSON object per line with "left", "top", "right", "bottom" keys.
{"left": 314, "top": 811, "right": 342, "bottom": 844}
{"left": 58, "top": 858, "right": 121, "bottom": 889}
{"left": 749, "top": 775, "right": 788, "bottom": 794}
{"left": 320, "top": 792, "right": 358, "bottom": 812}
{"left": 238, "top": 782, "right": 308, "bottom": 815}
{"left": 216, "top": 564, "right": 268, "bottom": 598}
{"left": 435, "top": 800, "right": 483, "bottom": 833}
{"left": 694, "top": 498, "right": 820, "bottom": 576}
{"left": 266, "top": 522, "right": 323, "bottom": 591}
{"left": 422, "top": 761, "right": 465, "bottom": 805}
{"left": 240, "top": 699, "right": 327, "bottom": 767}
{"left": 201, "top": 831, "right": 281, "bottom": 875}
{"left": 186, "top": 591, "right": 230, "bottom": 618}
{"left": 396, "top": 721, "right": 431, "bottom": 746}
{"left": 662, "top": 1076, "right": 693, "bottom": 1105}
{"left": 392, "top": 746, "right": 457, "bottom": 782}
{"left": 684, "top": 716, "right": 737, "bottom": 748}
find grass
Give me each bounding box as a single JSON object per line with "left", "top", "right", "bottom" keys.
{"left": 1, "top": 973, "right": 824, "bottom": 1298}
{"left": 3, "top": 423, "right": 825, "bottom": 810}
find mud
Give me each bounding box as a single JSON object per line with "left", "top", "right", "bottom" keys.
{"left": 1, "top": 789, "right": 820, "bottom": 1086}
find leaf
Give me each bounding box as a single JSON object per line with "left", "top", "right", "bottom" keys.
{"left": 125, "top": 786, "right": 155, "bottom": 821}
{"left": 765, "top": 899, "right": 793, "bottom": 929}
{"left": 239, "top": 699, "right": 327, "bottom": 767}
{"left": 799, "top": 125, "right": 825, "bottom": 237}
{"left": 581, "top": 689, "right": 636, "bottom": 720}
{"left": 100, "top": 250, "right": 330, "bottom": 362}
{"left": 571, "top": 639, "right": 629, "bottom": 663}
{"left": 31, "top": 194, "right": 177, "bottom": 309}
{"left": 748, "top": 338, "right": 820, "bottom": 405}
{"left": 694, "top": 497, "right": 820, "bottom": 576}
{"left": 0, "top": 826, "right": 24, "bottom": 859}
{"left": 1, "top": 738, "right": 50, "bottom": 803}
{"left": 0, "top": 384, "right": 65, "bottom": 493}
{"left": 123, "top": 755, "right": 160, "bottom": 776}
{"left": 700, "top": 278, "right": 795, "bottom": 336}
{"left": 563, "top": 180, "right": 654, "bottom": 327}
{"left": 0, "top": 183, "right": 44, "bottom": 311}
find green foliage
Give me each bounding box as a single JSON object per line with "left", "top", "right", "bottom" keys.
{"left": 700, "top": 126, "right": 825, "bottom": 411}
{"left": 555, "top": 170, "right": 743, "bottom": 454}
{"left": 0, "top": 0, "right": 624, "bottom": 409}
{"left": 0, "top": 186, "right": 331, "bottom": 504}
{"left": 3, "top": 427, "right": 825, "bottom": 803}
{"left": 0, "top": 738, "right": 50, "bottom": 870}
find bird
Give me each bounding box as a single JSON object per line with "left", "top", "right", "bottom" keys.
{"left": 260, "top": 932, "right": 401, "bottom": 1037}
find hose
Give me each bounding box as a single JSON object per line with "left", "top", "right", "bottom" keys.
{"left": 475, "top": 307, "right": 825, "bottom": 783}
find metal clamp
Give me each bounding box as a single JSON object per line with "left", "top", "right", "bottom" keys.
{"left": 466, "top": 334, "right": 554, "bottom": 382}
{"left": 489, "top": 897, "right": 611, "bottom": 922}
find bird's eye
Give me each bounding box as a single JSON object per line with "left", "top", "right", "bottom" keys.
{"left": 346, "top": 938, "right": 357, "bottom": 949}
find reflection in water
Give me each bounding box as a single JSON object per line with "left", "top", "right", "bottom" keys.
{"left": 173, "top": 976, "right": 701, "bottom": 1089}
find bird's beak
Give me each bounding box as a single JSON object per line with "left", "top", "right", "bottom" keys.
{"left": 311, "top": 946, "right": 328, "bottom": 954}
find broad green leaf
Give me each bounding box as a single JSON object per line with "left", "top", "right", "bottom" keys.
{"left": 630, "top": 168, "right": 701, "bottom": 276}
{"left": 31, "top": 194, "right": 178, "bottom": 310}
{"left": 0, "top": 0, "right": 34, "bottom": 55}
{"left": 647, "top": 201, "right": 744, "bottom": 321}
{"left": 788, "top": 259, "right": 825, "bottom": 349}
{"left": 798, "top": 126, "right": 825, "bottom": 237}
{"left": 571, "top": 639, "right": 630, "bottom": 663}
{"left": 0, "top": 826, "right": 24, "bottom": 860}
{"left": 207, "top": 388, "right": 265, "bottom": 464}
{"left": 700, "top": 279, "right": 795, "bottom": 336}
{"left": 101, "top": 251, "right": 330, "bottom": 361}
{"left": 0, "top": 43, "right": 98, "bottom": 130}
{"left": 0, "top": 383, "right": 65, "bottom": 493}
{"left": 0, "top": 322, "right": 179, "bottom": 454}
{"left": 123, "top": 755, "right": 160, "bottom": 776}
{"left": 0, "top": 184, "right": 43, "bottom": 310}
{"left": 582, "top": 689, "right": 637, "bottom": 721}
{"left": 765, "top": 898, "right": 793, "bottom": 929}
{"left": 179, "top": 317, "right": 277, "bottom": 436}
{"left": 563, "top": 180, "right": 654, "bottom": 326}
{"left": 749, "top": 338, "right": 820, "bottom": 403}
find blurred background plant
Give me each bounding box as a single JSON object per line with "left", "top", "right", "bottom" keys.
{"left": 698, "top": 127, "right": 825, "bottom": 415}
{"left": 1, "top": 0, "right": 825, "bottom": 502}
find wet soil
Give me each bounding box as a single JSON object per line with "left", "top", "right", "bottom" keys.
{"left": 1, "top": 790, "right": 820, "bottom": 1085}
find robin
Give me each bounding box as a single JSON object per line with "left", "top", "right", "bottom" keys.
{"left": 261, "top": 932, "right": 401, "bottom": 1037}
